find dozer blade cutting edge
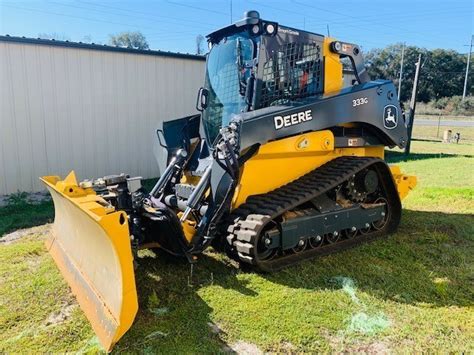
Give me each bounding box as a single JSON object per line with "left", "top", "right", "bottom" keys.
{"left": 40, "top": 172, "right": 138, "bottom": 352}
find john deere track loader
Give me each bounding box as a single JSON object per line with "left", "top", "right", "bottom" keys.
{"left": 41, "top": 11, "right": 416, "bottom": 351}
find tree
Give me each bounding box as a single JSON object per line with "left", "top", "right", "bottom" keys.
{"left": 365, "top": 43, "right": 422, "bottom": 101}
{"left": 108, "top": 31, "right": 149, "bottom": 50}
{"left": 423, "top": 49, "right": 468, "bottom": 101}
{"left": 196, "top": 34, "right": 206, "bottom": 55}
{"left": 365, "top": 44, "right": 469, "bottom": 102}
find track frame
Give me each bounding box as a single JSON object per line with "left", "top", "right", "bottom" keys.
{"left": 226, "top": 156, "right": 401, "bottom": 272}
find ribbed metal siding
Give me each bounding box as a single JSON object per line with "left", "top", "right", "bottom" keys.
{"left": 0, "top": 41, "right": 205, "bottom": 194}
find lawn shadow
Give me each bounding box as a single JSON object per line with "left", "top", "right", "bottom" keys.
{"left": 114, "top": 249, "right": 256, "bottom": 353}
{"left": 385, "top": 150, "right": 473, "bottom": 163}
{"left": 0, "top": 198, "right": 54, "bottom": 237}
{"left": 261, "top": 209, "right": 473, "bottom": 308}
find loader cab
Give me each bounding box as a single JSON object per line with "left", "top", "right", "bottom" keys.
{"left": 200, "top": 10, "right": 326, "bottom": 144}
{"left": 200, "top": 30, "right": 256, "bottom": 143}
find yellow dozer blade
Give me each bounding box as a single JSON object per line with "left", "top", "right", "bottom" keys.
{"left": 40, "top": 172, "right": 138, "bottom": 352}
{"left": 389, "top": 165, "right": 417, "bottom": 200}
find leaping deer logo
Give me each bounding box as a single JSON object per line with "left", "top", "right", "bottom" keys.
{"left": 383, "top": 105, "right": 398, "bottom": 129}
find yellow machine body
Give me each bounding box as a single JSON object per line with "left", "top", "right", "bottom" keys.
{"left": 233, "top": 130, "right": 416, "bottom": 208}
{"left": 40, "top": 172, "right": 138, "bottom": 352}
{"left": 389, "top": 165, "right": 418, "bottom": 200}
{"left": 323, "top": 37, "right": 344, "bottom": 94}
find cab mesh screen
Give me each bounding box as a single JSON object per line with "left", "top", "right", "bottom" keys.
{"left": 260, "top": 42, "right": 322, "bottom": 107}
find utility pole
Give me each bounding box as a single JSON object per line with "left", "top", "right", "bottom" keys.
{"left": 462, "top": 35, "right": 473, "bottom": 101}
{"left": 405, "top": 54, "right": 422, "bottom": 157}
{"left": 436, "top": 112, "right": 442, "bottom": 138}
{"left": 398, "top": 42, "right": 405, "bottom": 100}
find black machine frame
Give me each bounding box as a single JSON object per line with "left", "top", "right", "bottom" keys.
{"left": 149, "top": 11, "right": 410, "bottom": 259}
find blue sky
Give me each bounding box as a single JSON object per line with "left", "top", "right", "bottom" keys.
{"left": 1, "top": 0, "right": 472, "bottom": 54}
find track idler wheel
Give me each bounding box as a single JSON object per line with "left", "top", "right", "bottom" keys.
{"left": 343, "top": 227, "right": 358, "bottom": 239}
{"left": 291, "top": 239, "right": 308, "bottom": 253}
{"left": 308, "top": 234, "right": 324, "bottom": 248}
{"left": 256, "top": 227, "right": 277, "bottom": 261}
{"left": 326, "top": 231, "right": 341, "bottom": 244}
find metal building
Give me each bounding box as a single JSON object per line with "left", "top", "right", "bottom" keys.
{"left": 0, "top": 36, "right": 206, "bottom": 194}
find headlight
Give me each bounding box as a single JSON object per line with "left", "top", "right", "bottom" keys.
{"left": 265, "top": 23, "right": 275, "bottom": 35}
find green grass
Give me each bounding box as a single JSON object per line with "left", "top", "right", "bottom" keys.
{"left": 0, "top": 193, "right": 54, "bottom": 236}
{"left": 416, "top": 114, "right": 473, "bottom": 121}
{"left": 412, "top": 125, "right": 474, "bottom": 142}
{"left": 0, "top": 237, "right": 95, "bottom": 351}
{"left": 0, "top": 179, "right": 159, "bottom": 238}
{"left": 1, "top": 141, "right": 473, "bottom": 353}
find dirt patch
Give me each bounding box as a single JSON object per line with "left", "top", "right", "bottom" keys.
{"left": 322, "top": 330, "right": 345, "bottom": 352}
{"left": 268, "top": 341, "right": 297, "bottom": 352}
{"left": 227, "top": 341, "right": 262, "bottom": 354}
{"left": 44, "top": 301, "right": 77, "bottom": 326}
{"left": 348, "top": 341, "right": 391, "bottom": 354}
{"left": 0, "top": 224, "right": 51, "bottom": 244}
{"left": 324, "top": 331, "right": 392, "bottom": 354}
{"left": 208, "top": 321, "right": 223, "bottom": 334}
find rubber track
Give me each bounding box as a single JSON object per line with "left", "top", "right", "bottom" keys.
{"left": 226, "top": 156, "right": 401, "bottom": 272}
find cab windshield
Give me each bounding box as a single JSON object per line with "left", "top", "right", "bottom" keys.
{"left": 202, "top": 33, "right": 255, "bottom": 143}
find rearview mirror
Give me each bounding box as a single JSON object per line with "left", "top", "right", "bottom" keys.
{"left": 156, "top": 129, "right": 167, "bottom": 148}
{"left": 196, "top": 87, "right": 209, "bottom": 111}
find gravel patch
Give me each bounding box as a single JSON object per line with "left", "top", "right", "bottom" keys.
{"left": 44, "top": 302, "right": 77, "bottom": 326}
{"left": 227, "top": 341, "right": 262, "bottom": 354}
{"left": 1, "top": 224, "right": 51, "bottom": 244}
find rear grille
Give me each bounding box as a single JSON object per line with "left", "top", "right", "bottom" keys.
{"left": 260, "top": 41, "right": 323, "bottom": 107}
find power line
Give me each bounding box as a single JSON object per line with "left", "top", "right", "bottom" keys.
{"left": 305, "top": 7, "right": 472, "bottom": 26}
{"left": 164, "top": 0, "right": 228, "bottom": 16}
{"left": 77, "top": 0, "right": 221, "bottom": 28}
{"left": 249, "top": 0, "right": 471, "bottom": 47}
{"left": 249, "top": 0, "right": 470, "bottom": 24}
{"left": 2, "top": 2, "right": 218, "bottom": 46}
{"left": 2, "top": 0, "right": 470, "bottom": 54}
{"left": 292, "top": 0, "right": 470, "bottom": 45}
{"left": 249, "top": 0, "right": 374, "bottom": 35}
{"left": 1, "top": 3, "right": 156, "bottom": 30}
{"left": 1, "top": 3, "right": 212, "bottom": 50}
{"left": 145, "top": 30, "right": 208, "bottom": 40}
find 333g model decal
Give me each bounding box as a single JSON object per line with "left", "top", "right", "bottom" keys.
{"left": 352, "top": 97, "right": 369, "bottom": 107}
